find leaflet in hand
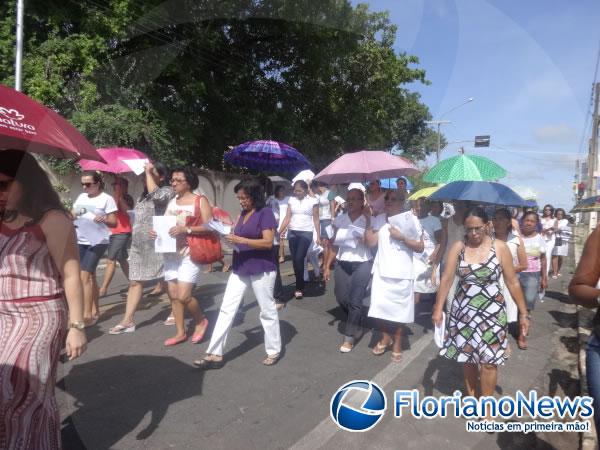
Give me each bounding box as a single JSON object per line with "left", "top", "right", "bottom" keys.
{"left": 123, "top": 158, "right": 149, "bottom": 175}
{"left": 74, "top": 217, "right": 110, "bottom": 246}
{"left": 388, "top": 212, "right": 420, "bottom": 241}
{"left": 334, "top": 228, "right": 357, "bottom": 249}
{"left": 206, "top": 219, "right": 232, "bottom": 236}
{"left": 334, "top": 196, "right": 345, "bottom": 205}
{"left": 153, "top": 216, "right": 177, "bottom": 253}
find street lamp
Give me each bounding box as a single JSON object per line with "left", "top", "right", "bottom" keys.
{"left": 426, "top": 97, "right": 474, "bottom": 163}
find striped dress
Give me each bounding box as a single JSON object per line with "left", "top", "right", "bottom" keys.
{"left": 0, "top": 221, "right": 67, "bottom": 450}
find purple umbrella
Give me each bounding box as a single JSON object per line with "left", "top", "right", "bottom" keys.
{"left": 224, "top": 140, "right": 310, "bottom": 173}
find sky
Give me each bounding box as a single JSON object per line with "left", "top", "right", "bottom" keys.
{"left": 353, "top": 0, "right": 600, "bottom": 209}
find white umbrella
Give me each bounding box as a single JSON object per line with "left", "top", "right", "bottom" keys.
{"left": 292, "top": 169, "right": 316, "bottom": 184}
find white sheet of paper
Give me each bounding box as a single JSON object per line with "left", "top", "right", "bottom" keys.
{"left": 388, "top": 213, "right": 420, "bottom": 241}
{"left": 435, "top": 312, "right": 446, "bottom": 348}
{"left": 206, "top": 219, "right": 232, "bottom": 236}
{"left": 334, "top": 195, "right": 345, "bottom": 205}
{"left": 122, "top": 158, "right": 149, "bottom": 175}
{"left": 74, "top": 217, "right": 110, "bottom": 246}
{"left": 153, "top": 216, "right": 177, "bottom": 253}
{"left": 348, "top": 224, "right": 365, "bottom": 238}
{"left": 334, "top": 228, "right": 357, "bottom": 249}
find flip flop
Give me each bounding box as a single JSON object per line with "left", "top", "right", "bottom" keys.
{"left": 372, "top": 341, "right": 393, "bottom": 356}
{"left": 391, "top": 352, "right": 402, "bottom": 363}
{"left": 262, "top": 353, "right": 280, "bottom": 366}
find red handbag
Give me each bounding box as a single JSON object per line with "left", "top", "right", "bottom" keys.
{"left": 186, "top": 195, "right": 223, "bottom": 264}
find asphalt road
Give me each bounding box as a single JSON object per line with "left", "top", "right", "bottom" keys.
{"left": 57, "top": 258, "right": 581, "bottom": 450}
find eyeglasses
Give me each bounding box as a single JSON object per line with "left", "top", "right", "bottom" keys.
{"left": 384, "top": 196, "right": 402, "bottom": 202}
{"left": 81, "top": 182, "right": 97, "bottom": 188}
{"left": 170, "top": 178, "right": 186, "bottom": 184}
{"left": 466, "top": 226, "right": 486, "bottom": 233}
{"left": 0, "top": 179, "right": 14, "bottom": 192}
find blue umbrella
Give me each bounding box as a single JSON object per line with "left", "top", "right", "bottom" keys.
{"left": 429, "top": 181, "right": 528, "bottom": 206}
{"left": 224, "top": 140, "right": 310, "bottom": 173}
{"left": 378, "top": 177, "right": 414, "bottom": 190}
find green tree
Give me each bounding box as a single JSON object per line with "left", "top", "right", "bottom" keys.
{"left": 0, "top": 0, "right": 440, "bottom": 171}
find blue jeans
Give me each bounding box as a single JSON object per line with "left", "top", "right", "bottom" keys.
{"left": 287, "top": 230, "right": 313, "bottom": 292}
{"left": 587, "top": 333, "right": 600, "bottom": 439}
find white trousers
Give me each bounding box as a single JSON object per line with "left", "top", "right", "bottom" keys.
{"left": 206, "top": 271, "right": 281, "bottom": 357}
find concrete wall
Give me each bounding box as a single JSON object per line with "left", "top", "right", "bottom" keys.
{"left": 60, "top": 169, "right": 292, "bottom": 217}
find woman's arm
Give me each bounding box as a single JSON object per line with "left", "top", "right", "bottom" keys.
{"left": 539, "top": 252, "right": 548, "bottom": 290}
{"left": 278, "top": 204, "right": 292, "bottom": 235}
{"left": 323, "top": 227, "right": 339, "bottom": 282}
{"left": 389, "top": 226, "right": 425, "bottom": 253}
{"left": 429, "top": 228, "right": 444, "bottom": 264}
{"left": 569, "top": 226, "right": 600, "bottom": 307}
{"left": 364, "top": 214, "right": 379, "bottom": 247}
{"left": 514, "top": 236, "right": 528, "bottom": 273}
{"left": 40, "top": 211, "right": 87, "bottom": 360}
{"left": 226, "top": 228, "right": 274, "bottom": 250}
{"left": 432, "top": 241, "right": 463, "bottom": 325}
{"left": 312, "top": 204, "right": 321, "bottom": 243}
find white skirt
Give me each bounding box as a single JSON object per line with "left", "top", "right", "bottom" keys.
{"left": 413, "top": 257, "right": 439, "bottom": 294}
{"left": 499, "top": 275, "right": 518, "bottom": 323}
{"left": 368, "top": 266, "right": 414, "bottom": 323}
{"left": 552, "top": 242, "right": 568, "bottom": 256}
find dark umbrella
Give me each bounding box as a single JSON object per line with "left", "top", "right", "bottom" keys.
{"left": 224, "top": 140, "right": 310, "bottom": 173}
{"left": 571, "top": 195, "right": 600, "bottom": 213}
{"left": 429, "top": 181, "right": 528, "bottom": 206}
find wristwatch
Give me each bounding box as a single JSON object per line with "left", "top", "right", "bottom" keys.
{"left": 186, "top": 227, "right": 192, "bottom": 235}
{"left": 69, "top": 321, "right": 85, "bottom": 330}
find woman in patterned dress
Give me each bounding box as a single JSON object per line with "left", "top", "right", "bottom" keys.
{"left": 0, "top": 150, "right": 87, "bottom": 449}
{"left": 432, "top": 207, "right": 529, "bottom": 404}
{"left": 109, "top": 161, "right": 174, "bottom": 334}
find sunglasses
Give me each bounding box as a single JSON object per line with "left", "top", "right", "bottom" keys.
{"left": 0, "top": 179, "right": 14, "bottom": 192}
{"left": 81, "top": 182, "right": 98, "bottom": 188}
{"left": 170, "top": 178, "right": 187, "bottom": 184}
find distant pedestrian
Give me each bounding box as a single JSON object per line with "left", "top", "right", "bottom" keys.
{"left": 72, "top": 171, "right": 117, "bottom": 325}
{"left": 518, "top": 211, "right": 548, "bottom": 349}
{"left": 99, "top": 177, "right": 134, "bottom": 297}
{"left": 195, "top": 178, "right": 281, "bottom": 369}
{"left": 412, "top": 198, "right": 443, "bottom": 304}
{"left": 109, "top": 162, "right": 174, "bottom": 335}
{"left": 366, "top": 180, "right": 385, "bottom": 216}
{"left": 0, "top": 150, "right": 87, "bottom": 449}
{"left": 433, "top": 207, "right": 529, "bottom": 414}
{"left": 366, "top": 190, "right": 424, "bottom": 362}
{"left": 324, "top": 188, "right": 374, "bottom": 353}
{"left": 540, "top": 204, "right": 556, "bottom": 277}
{"left": 551, "top": 208, "right": 569, "bottom": 278}
{"left": 278, "top": 180, "right": 320, "bottom": 299}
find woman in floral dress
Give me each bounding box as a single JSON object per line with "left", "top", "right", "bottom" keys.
{"left": 432, "top": 207, "right": 529, "bottom": 405}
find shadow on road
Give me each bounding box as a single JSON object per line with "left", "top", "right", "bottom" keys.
{"left": 59, "top": 355, "right": 204, "bottom": 449}
{"left": 496, "top": 430, "right": 559, "bottom": 449}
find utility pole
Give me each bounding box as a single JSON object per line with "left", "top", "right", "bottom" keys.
{"left": 588, "top": 82, "right": 600, "bottom": 231}
{"left": 15, "top": 0, "right": 24, "bottom": 91}
{"left": 426, "top": 120, "right": 451, "bottom": 163}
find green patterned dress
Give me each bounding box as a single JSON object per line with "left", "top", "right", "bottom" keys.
{"left": 440, "top": 242, "right": 508, "bottom": 365}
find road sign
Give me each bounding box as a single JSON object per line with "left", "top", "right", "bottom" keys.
{"left": 474, "top": 135, "right": 490, "bottom": 147}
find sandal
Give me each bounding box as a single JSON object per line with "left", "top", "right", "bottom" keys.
{"left": 276, "top": 302, "right": 285, "bottom": 311}
{"left": 339, "top": 342, "right": 353, "bottom": 353}
{"left": 193, "top": 357, "right": 224, "bottom": 370}
{"left": 391, "top": 352, "right": 402, "bottom": 363}
{"left": 191, "top": 318, "right": 209, "bottom": 344}
{"left": 163, "top": 315, "right": 175, "bottom": 326}
{"left": 262, "top": 353, "right": 280, "bottom": 366}
{"left": 517, "top": 338, "right": 528, "bottom": 350}
{"left": 294, "top": 291, "right": 303, "bottom": 299}
{"left": 222, "top": 264, "right": 231, "bottom": 273}
{"left": 109, "top": 323, "right": 136, "bottom": 335}
{"left": 372, "top": 340, "right": 393, "bottom": 356}
{"left": 164, "top": 335, "right": 187, "bottom": 346}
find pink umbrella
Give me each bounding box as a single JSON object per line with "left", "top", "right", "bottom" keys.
{"left": 0, "top": 84, "right": 104, "bottom": 161}
{"left": 79, "top": 147, "right": 149, "bottom": 173}
{"left": 313, "top": 150, "right": 420, "bottom": 185}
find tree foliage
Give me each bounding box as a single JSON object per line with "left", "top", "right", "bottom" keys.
{"left": 0, "top": 0, "right": 441, "bottom": 171}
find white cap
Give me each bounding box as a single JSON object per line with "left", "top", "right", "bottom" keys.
{"left": 348, "top": 182, "right": 366, "bottom": 192}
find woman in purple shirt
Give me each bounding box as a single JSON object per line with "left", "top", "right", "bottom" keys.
{"left": 194, "top": 178, "right": 282, "bottom": 369}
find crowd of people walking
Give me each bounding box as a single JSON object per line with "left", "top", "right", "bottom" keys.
{"left": 0, "top": 149, "right": 579, "bottom": 447}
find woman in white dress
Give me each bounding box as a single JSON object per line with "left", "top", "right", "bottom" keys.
{"left": 412, "top": 198, "right": 443, "bottom": 304}
{"left": 365, "top": 190, "right": 424, "bottom": 362}
{"left": 551, "top": 208, "right": 570, "bottom": 278}
{"left": 540, "top": 204, "right": 557, "bottom": 276}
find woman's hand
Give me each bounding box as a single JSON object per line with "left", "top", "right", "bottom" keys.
{"left": 94, "top": 214, "right": 107, "bottom": 224}
{"left": 431, "top": 307, "right": 444, "bottom": 327}
{"left": 519, "top": 315, "right": 530, "bottom": 337}
{"left": 279, "top": 228, "right": 287, "bottom": 239}
{"left": 65, "top": 329, "right": 87, "bottom": 361}
{"left": 168, "top": 225, "right": 187, "bottom": 237}
{"left": 389, "top": 225, "right": 405, "bottom": 241}
{"left": 225, "top": 233, "right": 245, "bottom": 245}
{"left": 540, "top": 277, "right": 548, "bottom": 291}
{"left": 149, "top": 230, "right": 157, "bottom": 239}
{"left": 323, "top": 267, "right": 332, "bottom": 282}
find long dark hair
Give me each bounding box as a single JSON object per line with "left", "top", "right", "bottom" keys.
{"left": 0, "top": 150, "right": 68, "bottom": 224}
{"left": 140, "top": 161, "right": 170, "bottom": 201}
{"left": 463, "top": 206, "right": 489, "bottom": 224}
{"left": 234, "top": 178, "right": 266, "bottom": 210}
